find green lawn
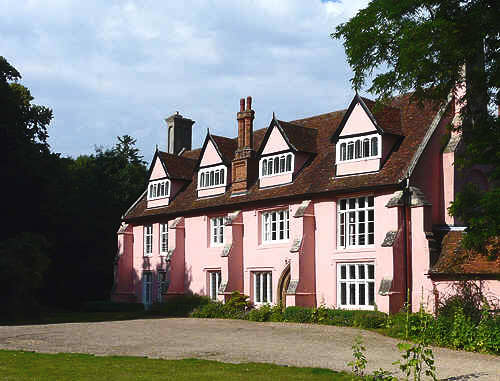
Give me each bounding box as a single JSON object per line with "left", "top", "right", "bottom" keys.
{"left": 0, "top": 350, "right": 355, "bottom": 381}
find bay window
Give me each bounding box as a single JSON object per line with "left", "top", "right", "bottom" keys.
{"left": 210, "top": 216, "right": 224, "bottom": 246}
{"left": 337, "top": 263, "right": 375, "bottom": 309}
{"left": 160, "top": 223, "right": 168, "bottom": 255}
{"left": 338, "top": 196, "right": 374, "bottom": 249}
{"left": 262, "top": 209, "right": 289, "bottom": 243}
{"left": 209, "top": 271, "right": 221, "bottom": 300}
{"left": 337, "top": 134, "right": 380, "bottom": 162}
{"left": 198, "top": 165, "right": 227, "bottom": 189}
{"left": 143, "top": 225, "right": 153, "bottom": 256}
{"left": 148, "top": 179, "right": 170, "bottom": 200}
{"left": 254, "top": 272, "right": 272, "bottom": 305}
{"left": 260, "top": 153, "right": 294, "bottom": 177}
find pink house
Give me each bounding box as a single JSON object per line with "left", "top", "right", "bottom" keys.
{"left": 112, "top": 93, "right": 500, "bottom": 313}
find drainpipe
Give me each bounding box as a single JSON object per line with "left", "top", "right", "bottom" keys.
{"left": 401, "top": 178, "right": 412, "bottom": 309}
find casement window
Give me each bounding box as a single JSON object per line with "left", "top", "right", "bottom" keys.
{"left": 210, "top": 216, "right": 224, "bottom": 246}
{"left": 142, "top": 271, "right": 153, "bottom": 306}
{"left": 260, "top": 153, "right": 294, "bottom": 177}
{"left": 144, "top": 225, "right": 153, "bottom": 256}
{"left": 254, "top": 272, "right": 272, "bottom": 305}
{"left": 209, "top": 271, "right": 221, "bottom": 300}
{"left": 157, "top": 271, "right": 168, "bottom": 302}
{"left": 262, "top": 209, "right": 289, "bottom": 243}
{"left": 160, "top": 223, "right": 168, "bottom": 255}
{"left": 338, "top": 196, "right": 374, "bottom": 249}
{"left": 337, "top": 263, "right": 375, "bottom": 309}
{"left": 148, "top": 179, "right": 170, "bottom": 200}
{"left": 198, "top": 165, "right": 227, "bottom": 189}
{"left": 337, "top": 134, "right": 380, "bottom": 162}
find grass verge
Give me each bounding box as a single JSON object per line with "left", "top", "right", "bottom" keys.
{"left": 0, "top": 350, "right": 356, "bottom": 381}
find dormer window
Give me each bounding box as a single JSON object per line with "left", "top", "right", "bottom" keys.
{"left": 148, "top": 179, "right": 170, "bottom": 200}
{"left": 198, "top": 165, "right": 227, "bottom": 189}
{"left": 337, "top": 134, "right": 380, "bottom": 163}
{"left": 260, "top": 153, "right": 293, "bottom": 177}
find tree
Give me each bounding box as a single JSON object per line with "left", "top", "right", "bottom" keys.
{"left": 333, "top": 0, "right": 500, "bottom": 252}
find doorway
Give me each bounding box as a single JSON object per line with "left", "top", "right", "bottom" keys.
{"left": 277, "top": 264, "right": 290, "bottom": 308}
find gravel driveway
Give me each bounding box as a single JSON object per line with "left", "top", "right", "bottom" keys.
{"left": 0, "top": 318, "right": 498, "bottom": 380}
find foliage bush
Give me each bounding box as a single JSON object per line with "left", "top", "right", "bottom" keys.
{"left": 81, "top": 301, "right": 145, "bottom": 313}
{"left": 191, "top": 291, "right": 251, "bottom": 319}
{"left": 149, "top": 294, "right": 210, "bottom": 317}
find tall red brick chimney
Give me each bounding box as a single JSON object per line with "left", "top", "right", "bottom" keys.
{"left": 231, "top": 96, "right": 255, "bottom": 195}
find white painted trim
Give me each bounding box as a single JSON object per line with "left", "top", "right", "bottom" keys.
{"left": 198, "top": 164, "right": 227, "bottom": 190}
{"left": 159, "top": 223, "right": 169, "bottom": 256}
{"left": 337, "top": 196, "right": 375, "bottom": 250}
{"left": 259, "top": 152, "right": 294, "bottom": 178}
{"left": 210, "top": 216, "right": 225, "bottom": 247}
{"left": 147, "top": 179, "right": 171, "bottom": 200}
{"left": 336, "top": 262, "right": 375, "bottom": 310}
{"left": 336, "top": 133, "right": 381, "bottom": 163}
{"left": 261, "top": 209, "right": 290, "bottom": 244}
{"left": 143, "top": 224, "right": 153, "bottom": 257}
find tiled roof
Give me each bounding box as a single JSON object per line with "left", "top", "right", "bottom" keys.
{"left": 277, "top": 120, "right": 318, "bottom": 153}
{"left": 157, "top": 151, "right": 197, "bottom": 180}
{"left": 430, "top": 231, "right": 500, "bottom": 275}
{"left": 361, "top": 97, "right": 403, "bottom": 136}
{"left": 124, "top": 94, "right": 450, "bottom": 222}
{"left": 210, "top": 135, "right": 238, "bottom": 163}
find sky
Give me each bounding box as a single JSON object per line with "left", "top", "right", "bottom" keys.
{"left": 1, "top": 0, "right": 370, "bottom": 163}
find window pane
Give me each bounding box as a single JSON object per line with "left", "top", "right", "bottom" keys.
{"left": 358, "top": 197, "right": 365, "bottom": 208}
{"left": 201, "top": 173, "right": 205, "bottom": 187}
{"left": 355, "top": 140, "right": 361, "bottom": 158}
{"left": 340, "top": 265, "right": 346, "bottom": 279}
{"left": 215, "top": 170, "right": 219, "bottom": 185}
{"left": 371, "top": 137, "right": 378, "bottom": 156}
{"left": 262, "top": 160, "right": 267, "bottom": 176}
{"left": 349, "top": 199, "right": 356, "bottom": 209}
{"left": 363, "top": 139, "right": 370, "bottom": 157}
{"left": 340, "top": 143, "right": 346, "bottom": 161}
{"left": 349, "top": 284, "right": 356, "bottom": 305}
{"left": 368, "top": 264, "right": 375, "bottom": 279}
{"left": 347, "top": 142, "right": 354, "bottom": 160}
{"left": 210, "top": 171, "right": 214, "bottom": 186}
{"left": 359, "top": 284, "right": 366, "bottom": 305}
{"left": 220, "top": 168, "right": 225, "bottom": 184}
{"left": 341, "top": 283, "right": 346, "bottom": 305}
{"left": 340, "top": 199, "right": 347, "bottom": 210}
{"left": 274, "top": 157, "right": 279, "bottom": 173}
{"left": 349, "top": 265, "right": 356, "bottom": 280}
{"left": 255, "top": 274, "right": 261, "bottom": 303}
{"left": 358, "top": 264, "right": 365, "bottom": 279}
{"left": 368, "top": 196, "right": 374, "bottom": 207}
{"left": 286, "top": 155, "right": 292, "bottom": 171}
{"left": 280, "top": 156, "right": 285, "bottom": 172}
{"left": 262, "top": 274, "right": 267, "bottom": 302}
{"left": 368, "top": 282, "right": 375, "bottom": 305}
{"left": 211, "top": 273, "right": 216, "bottom": 299}
{"left": 269, "top": 273, "right": 272, "bottom": 302}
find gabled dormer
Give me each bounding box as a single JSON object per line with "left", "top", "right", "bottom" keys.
{"left": 257, "top": 115, "right": 317, "bottom": 188}
{"left": 197, "top": 132, "right": 237, "bottom": 198}
{"left": 146, "top": 149, "right": 196, "bottom": 208}
{"left": 331, "top": 94, "right": 402, "bottom": 177}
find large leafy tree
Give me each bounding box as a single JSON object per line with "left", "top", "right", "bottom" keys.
{"left": 333, "top": 0, "right": 500, "bottom": 252}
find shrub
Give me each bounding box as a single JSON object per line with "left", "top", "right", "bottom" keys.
{"left": 248, "top": 304, "right": 272, "bottom": 322}
{"left": 81, "top": 301, "right": 144, "bottom": 312}
{"left": 283, "top": 306, "right": 314, "bottom": 323}
{"left": 191, "top": 301, "right": 226, "bottom": 318}
{"left": 149, "top": 294, "right": 210, "bottom": 317}
{"left": 353, "top": 311, "right": 387, "bottom": 329}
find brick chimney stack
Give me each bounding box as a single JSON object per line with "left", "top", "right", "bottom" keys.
{"left": 231, "top": 96, "right": 255, "bottom": 196}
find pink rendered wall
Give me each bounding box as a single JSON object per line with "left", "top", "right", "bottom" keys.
{"left": 200, "top": 140, "right": 223, "bottom": 167}
{"left": 184, "top": 214, "right": 226, "bottom": 296}
{"left": 198, "top": 185, "right": 226, "bottom": 198}
{"left": 148, "top": 197, "right": 170, "bottom": 208}
{"left": 410, "top": 106, "right": 453, "bottom": 225}
{"left": 336, "top": 158, "right": 380, "bottom": 176}
{"left": 314, "top": 192, "right": 397, "bottom": 312}
{"left": 112, "top": 224, "right": 136, "bottom": 302}
{"left": 262, "top": 126, "right": 289, "bottom": 155}
{"left": 259, "top": 173, "right": 292, "bottom": 188}
{"left": 167, "top": 219, "right": 186, "bottom": 296}
{"left": 431, "top": 280, "right": 500, "bottom": 312}
{"left": 442, "top": 152, "right": 455, "bottom": 225}
{"left": 340, "top": 103, "right": 377, "bottom": 136}
{"left": 150, "top": 158, "right": 166, "bottom": 180}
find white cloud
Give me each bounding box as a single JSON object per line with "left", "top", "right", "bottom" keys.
{"left": 0, "top": 0, "right": 370, "bottom": 161}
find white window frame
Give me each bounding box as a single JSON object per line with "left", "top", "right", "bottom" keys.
{"left": 160, "top": 223, "right": 169, "bottom": 255}
{"left": 336, "top": 133, "right": 381, "bottom": 163}
{"left": 157, "top": 271, "right": 168, "bottom": 302}
{"left": 210, "top": 216, "right": 224, "bottom": 247}
{"left": 148, "top": 179, "right": 170, "bottom": 200}
{"left": 337, "top": 196, "right": 375, "bottom": 249}
{"left": 253, "top": 272, "right": 273, "bottom": 305}
{"left": 262, "top": 209, "right": 290, "bottom": 244}
{"left": 198, "top": 164, "right": 227, "bottom": 190}
{"left": 142, "top": 271, "right": 153, "bottom": 306}
{"left": 209, "top": 271, "right": 221, "bottom": 300}
{"left": 143, "top": 225, "right": 153, "bottom": 256}
{"left": 259, "top": 152, "right": 294, "bottom": 178}
{"left": 337, "top": 262, "right": 375, "bottom": 310}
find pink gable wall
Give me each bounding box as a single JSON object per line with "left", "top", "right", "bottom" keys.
{"left": 262, "top": 126, "right": 290, "bottom": 155}
{"left": 150, "top": 157, "right": 167, "bottom": 180}
{"left": 337, "top": 159, "right": 380, "bottom": 176}
{"left": 340, "top": 103, "right": 377, "bottom": 136}
{"left": 200, "top": 140, "right": 223, "bottom": 167}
